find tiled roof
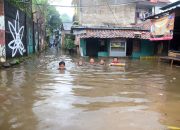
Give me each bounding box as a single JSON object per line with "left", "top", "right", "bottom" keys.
{"left": 78, "top": 29, "right": 150, "bottom": 39}
{"left": 134, "top": 20, "right": 152, "bottom": 30}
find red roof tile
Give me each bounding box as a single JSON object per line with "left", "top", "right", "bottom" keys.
{"left": 78, "top": 29, "right": 150, "bottom": 39}
{"left": 134, "top": 20, "right": 152, "bottom": 30}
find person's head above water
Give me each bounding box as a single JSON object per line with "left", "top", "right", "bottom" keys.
{"left": 78, "top": 60, "right": 83, "bottom": 66}
{"left": 59, "top": 61, "right": 65, "bottom": 70}
{"left": 99, "top": 59, "right": 105, "bottom": 65}
{"left": 89, "top": 58, "right": 95, "bottom": 65}
{"left": 112, "top": 57, "right": 119, "bottom": 63}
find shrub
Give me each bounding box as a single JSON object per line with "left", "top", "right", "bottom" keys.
{"left": 64, "top": 36, "right": 75, "bottom": 50}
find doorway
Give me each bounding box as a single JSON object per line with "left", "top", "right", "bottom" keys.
{"left": 86, "top": 38, "right": 99, "bottom": 57}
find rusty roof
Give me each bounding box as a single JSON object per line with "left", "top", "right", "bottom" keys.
{"left": 78, "top": 29, "right": 150, "bottom": 39}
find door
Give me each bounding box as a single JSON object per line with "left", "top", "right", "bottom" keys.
{"left": 86, "top": 38, "right": 99, "bottom": 57}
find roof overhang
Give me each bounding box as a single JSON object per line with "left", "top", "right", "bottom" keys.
{"left": 73, "top": 29, "right": 150, "bottom": 40}
{"left": 145, "top": 6, "right": 180, "bottom": 20}
{"left": 160, "top": 0, "right": 180, "bottom": 10}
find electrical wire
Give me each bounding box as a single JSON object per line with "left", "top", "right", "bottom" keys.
{"left": 32, "top": 2, "right": 138, "bottom": 8}
{"left": 105, "top": 0, "right": 119, "bottom": 25}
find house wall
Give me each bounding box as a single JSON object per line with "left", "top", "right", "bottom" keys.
{"left": 171, "top": 10, "right": 180, "bottom": 51}
{"left": 132, "top": 40, "right": 154, "bottom": 58}
{"left": 79, "top": 0, "right": 136, "bottom": 26}
{"left": 0, "top": 0, "right": 5, "bottom": 62}
{"left": 4, "top": 1, "right": 27, "bottom": 58}
{"left": 26, "top": 15, "right": 33, "bottom": 55}
{"left": 0, "top": 1, "right": 45, "bottom": 61}
{"left": 33, "top": 23, "right": 39, "bottom": 53}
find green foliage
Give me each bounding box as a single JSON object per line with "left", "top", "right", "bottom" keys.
{"left": 64, "top": 36, "right": 75, "bottom": 50}
{"left": 61, "top": 13, "right": 71, "bottom": 22}
{"left": 32, "top": 0, "right": 62, "bottom": 33}
{"left": 8, "top": 0, "right": 32, "bottom": 17}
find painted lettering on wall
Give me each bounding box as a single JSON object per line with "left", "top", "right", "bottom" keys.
{"left": 8, "top": 10, "right": 26, "bottom": 57}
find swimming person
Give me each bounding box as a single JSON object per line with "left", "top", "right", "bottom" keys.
{"left": 77, "top": 59, "right": 83, "bottom": 66}
{"left": 58, "top": 61, "right": 66, "bottom": 70}
{"left": 111, "top": 57, "right": 120, "bottom": 64}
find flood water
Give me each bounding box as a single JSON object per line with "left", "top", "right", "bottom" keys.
{"left": 0, "top": 48, "right": 180, "bottom": 130}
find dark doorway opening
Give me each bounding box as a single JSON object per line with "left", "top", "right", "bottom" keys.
{"left": 86, "top": 38, "right": 99, "bottom": 57}
{"left": 171, "top": 15, "right": 180, "bottom": 51}
{"left": 126, "top": 39, "right": 133, "bottom": 56}
{"left": 99, "top": 39, "right": 108, "bottom": 52}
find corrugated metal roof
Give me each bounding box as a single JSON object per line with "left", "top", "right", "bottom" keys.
{"left": 62, "top": 22, "right": 73, "bottom": 31}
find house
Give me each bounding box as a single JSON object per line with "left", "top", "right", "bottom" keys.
{"left": 72, "top": 0, "right": 170, "bottom": 58}
{"left": 72, "top": 0, "right": 170, "bottom": 26}
{"left": 146, "top": 1, "right": 180, "bottom": 56}
{"left": 61, "top": 22, "right": 73, "bottom": 48}
{"left": 72, "top": 26, "right": 151, "bottom": 57}
{"left": 146, "top": 1, "right": 180, "bottom": 66}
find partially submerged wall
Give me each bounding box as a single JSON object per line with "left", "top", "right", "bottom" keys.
{"left": 0, "top": 0, "right": 5, "bottom": 62}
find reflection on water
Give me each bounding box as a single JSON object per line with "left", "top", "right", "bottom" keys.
{"left": 0, "top": 48, "right": 180, "bottom": 130}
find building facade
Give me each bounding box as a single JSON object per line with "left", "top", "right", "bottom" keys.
{"left": 72, "top": 0, "right": 170, "bottom": 27}
{"left": 0, "top": 0, "right": 46, "bottom": 63}
{"left": 72, "top": 0, "right": 170, "bottom": 58}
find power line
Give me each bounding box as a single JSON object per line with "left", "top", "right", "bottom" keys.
{"left": 32, "top": 0, "right": 160, "bottom": 8}
{"left": 32, "top": 2, "right": 138, "bottom": 8}
{"left": 105, "top": 0, "right": 119, "bottom": 25}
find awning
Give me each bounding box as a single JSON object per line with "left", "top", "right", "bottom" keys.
{"left": 78, "top": 29, "right": 150, "bottom": 39}
{"left": 150, "top": 36, "right": 173, "bottom": 41}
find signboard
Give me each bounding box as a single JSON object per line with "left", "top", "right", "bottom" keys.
{"left": 73, "top": 30, "right": 86, "bottom": 35}
{"left": 150, "top": 13, "right": 175, "bottom": 41}
{"left": 150, "top": 0, "right": 157, "bottom": 3}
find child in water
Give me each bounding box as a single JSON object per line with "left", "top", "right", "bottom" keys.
{"left": 99, "top": 59, "right": 105, "bottom": 65}
{"left": 89, "top": 58, "right": 95, "bottom": 65}
{"left": 58, "top": 61, "right": 66, "bottom": 70}
{"left": 77, "top": 59, "right": 83, "bottom": 66}
{"left": 111, "top": 57, "right": 120, "bottom": 64}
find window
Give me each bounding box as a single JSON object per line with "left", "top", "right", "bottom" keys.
{"left": 111, "top": 41, "right": 126, "bottom": 52}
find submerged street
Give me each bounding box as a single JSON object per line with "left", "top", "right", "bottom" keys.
{"left": 0, "top": 48, "right": 180, "bottom": 130}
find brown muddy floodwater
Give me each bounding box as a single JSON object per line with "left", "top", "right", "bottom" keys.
{"left": 0, "top": 48, "right": 180, "bottom": 130}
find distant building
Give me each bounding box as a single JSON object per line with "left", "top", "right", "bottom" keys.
{"left": 61, "top": 22, "right": 73, "bottom": 48}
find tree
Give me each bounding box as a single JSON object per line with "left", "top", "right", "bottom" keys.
{"left": 8, "top": 0, "right": 32, "bottom": 16}
{"left": 47, "top": 6, "right": 62, "bottom": 31}
{"left": 64, "top": 35, "right": 75, "bottom": 50}
{"left": 32, "top": 0, "right": 62, "bottom": 32}
{"left": 61, "top": 13, "right": 72, "bottom": 22}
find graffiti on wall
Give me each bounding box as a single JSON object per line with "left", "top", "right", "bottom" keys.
{"left": 0, "top": 16, "right": 6, "bottom": 62}
{"left": 8, "top": 11, "right": 26, "bottom": 57}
